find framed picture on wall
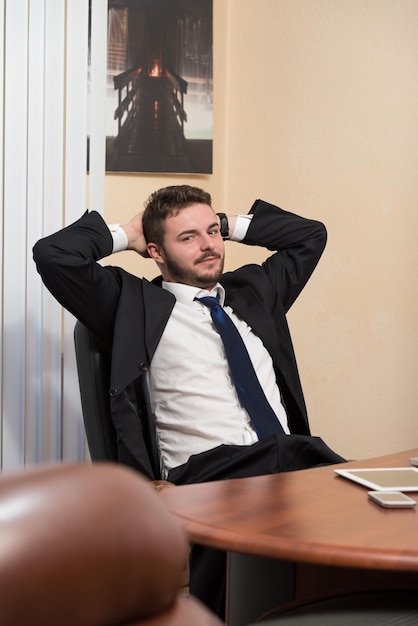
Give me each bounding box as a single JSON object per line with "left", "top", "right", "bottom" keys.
{"left": 104, "top": 0, "right": 213, "bottom": 174}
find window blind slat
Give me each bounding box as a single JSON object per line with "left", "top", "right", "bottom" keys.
{"left": 63, "top": 0, "right": 90, "bottom": 462}
{"left": 2, "top": 0, "right": 29, "bottom": 471}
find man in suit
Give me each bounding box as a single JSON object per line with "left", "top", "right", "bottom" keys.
{"left": 33, "top": 184, "right": 344, "bottom": 617}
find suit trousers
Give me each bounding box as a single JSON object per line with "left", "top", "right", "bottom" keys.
{"left": 167, "top": 434, "right": 346, "bottom": 619}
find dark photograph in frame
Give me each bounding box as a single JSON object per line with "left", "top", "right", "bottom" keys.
{"left": 101, "top": 0, "right": 213, "bottom": 174}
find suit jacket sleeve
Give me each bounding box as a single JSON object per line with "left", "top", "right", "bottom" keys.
{"left": 243, "top": 199, "right": 327, "bottom": 312}
{"left": 33, "top": 210, "right": 122, "bottom": 348}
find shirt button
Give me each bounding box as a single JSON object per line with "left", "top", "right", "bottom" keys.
{"left": 109, "top": 387, "right": 118, "bottom": 397}
{"left": 139, "top": 362, "right": 149, "bottom": 372}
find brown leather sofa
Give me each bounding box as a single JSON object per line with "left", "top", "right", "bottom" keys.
{"left": 0, "top": 462, "right": 223, "bottom": 626}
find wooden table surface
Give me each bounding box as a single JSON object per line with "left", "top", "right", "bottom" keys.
{"left": 160, "top": 448, "right": 418, "bottom": 572}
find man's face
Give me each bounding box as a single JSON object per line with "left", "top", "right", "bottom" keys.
{"left": 148, "top": 203, "right": 225, "bottom": 289}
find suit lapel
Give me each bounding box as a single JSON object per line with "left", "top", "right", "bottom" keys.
{"left": 110, "top": 276, "right": 174, "bottom": 392}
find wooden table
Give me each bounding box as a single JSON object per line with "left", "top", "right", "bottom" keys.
{"left": 160, "top": 448, "right": 418, "bottom": 625}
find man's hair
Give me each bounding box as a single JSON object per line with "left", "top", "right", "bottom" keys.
{"left": 143, "top": 185, "right": 212, "bottom": 246}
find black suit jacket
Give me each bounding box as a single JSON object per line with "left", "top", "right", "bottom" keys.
{"left": 33, "top": 199, "right": 327, "bottom": 479}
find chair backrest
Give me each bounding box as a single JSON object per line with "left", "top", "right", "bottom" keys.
{"left": 74, "top": 320, "right": 117, "bottom": 462}
{"left": 0, "top": 462, "right": 223, "bottom": 626}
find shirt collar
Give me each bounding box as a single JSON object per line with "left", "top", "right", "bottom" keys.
{"left": 162, "top": 281, "right": 225, "bottom": 306}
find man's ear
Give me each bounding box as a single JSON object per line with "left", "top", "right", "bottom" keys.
{"left": 147, "top": 242, "right": 164, "bottom": 263}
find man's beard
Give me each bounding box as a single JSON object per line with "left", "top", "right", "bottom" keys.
{"left": 163, "top": 249, "right": 224, "bottom": 288}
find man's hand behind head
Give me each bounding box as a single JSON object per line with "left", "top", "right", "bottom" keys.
{"left": 121, "top": 212, "right": 150, "bottom": 258}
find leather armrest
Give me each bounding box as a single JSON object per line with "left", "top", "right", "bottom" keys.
{"left": 0, "top": 463, "right": 190, "bottom": 626}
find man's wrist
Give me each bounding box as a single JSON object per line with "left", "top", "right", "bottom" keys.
{"left": 108, "top": 224, "right": 128, "bottom": 253}
{"left": 229, "top": 215, "right": 252, "bottom": 242}
{"left": 216, "top": 213, "right": 229, "bottom": 240}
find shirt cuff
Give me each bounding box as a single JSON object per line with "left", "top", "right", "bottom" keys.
{"left": 108, "top": 224, "right": 128, "bottom": 253}
{"left": 230, "top": 214, "right": 253, "bottom": 242}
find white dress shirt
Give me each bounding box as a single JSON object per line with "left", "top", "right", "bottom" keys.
{"left": 109, "top": 216, "right": 289, "bottom": 477}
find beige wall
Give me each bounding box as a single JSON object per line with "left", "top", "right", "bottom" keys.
{"left": 103, "top": 0, "right": 418, "bottom": 461}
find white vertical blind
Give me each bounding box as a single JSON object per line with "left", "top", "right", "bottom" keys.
{"left": 3, "top": 0, "right": 30, "bottom": 470}
{"left": 89, "top": 0, "right": 107, "bottom": 213}
{"left": 63, "top": 0, "right": 90, "bottom": 462}
{"left": 0, "top": 0, "right": 4, "bottom": 467}
{"left": 1, "top": 0, "right": 107, "bottom": 471}
{"left": 26, "top": 0, "right": 47, "bottom": 465}
{"left": 42, "top": 0, "right": 66, "bottom": 464}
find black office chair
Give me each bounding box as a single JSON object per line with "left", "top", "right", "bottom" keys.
{"left": 74, "top": 320, "right": 117, "bottom": 462}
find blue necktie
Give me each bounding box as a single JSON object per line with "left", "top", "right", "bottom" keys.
{"left": 196, "top": 296, "right": 285, "bottom": 438}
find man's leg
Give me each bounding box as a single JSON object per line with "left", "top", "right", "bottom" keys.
{"left": 168, "top": 434, "right": 345, "bottom": 484}
{"left": 189, "top": 545, "right": 227, "bottom": 620}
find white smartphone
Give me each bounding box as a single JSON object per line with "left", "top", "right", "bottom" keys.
{"left": 368, "top": 491, "right": 416, "bottom": 508}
